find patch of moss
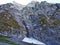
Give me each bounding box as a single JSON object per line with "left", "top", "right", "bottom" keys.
{"left": 0, "top": 11, "right": 20, "bottom": 32}
{"left": 0, "top": 36, "right": 20, "bottom": 45}
{"left": 41, "top": 18, "right": 50, "bottom": 26}
{"left": 53, "top": 20, "right": 60, "bottom": 26}
{"left": 0, "top": 12, "right": 20, "bottom": 28}
{"left": 38, "top": 14, "right": 51, "bottom": 26}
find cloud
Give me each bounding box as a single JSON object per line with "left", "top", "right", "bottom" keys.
{"left": 0, "top": 0, "right": 60, "bottom": 5}
{"left": 0, "top": 0, "right": 13, "bottom": 5}
{"left": 14, "top": 0, "right": 33, "bottom": 5}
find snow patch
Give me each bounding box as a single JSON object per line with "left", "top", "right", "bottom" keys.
{"left": 22, "top": 37, "right": 45, "bottom": 45}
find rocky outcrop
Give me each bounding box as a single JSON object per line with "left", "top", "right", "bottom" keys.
{"left": 20, "top": 1, "right": 60, "bottom": 45}
{"left": 0, "top": 2, "right": 26, "bottom": 38}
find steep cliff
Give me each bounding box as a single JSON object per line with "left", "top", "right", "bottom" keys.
{"left": 0, "top": 2, "right": 27, "bottom": 38}
{"left": 21, "top": 1, "right": 60, "bottom": 45}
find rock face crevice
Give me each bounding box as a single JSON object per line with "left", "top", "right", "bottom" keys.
{"left": 0, "top": 1, "right": 60, "bottom": 45}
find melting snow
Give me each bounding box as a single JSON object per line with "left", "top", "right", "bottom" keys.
{"left": 22, "top": 37, "right": 45, "bottom": 45}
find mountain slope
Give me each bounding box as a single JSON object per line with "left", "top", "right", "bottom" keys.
{"left": 20, "top": 1, "right": 60, "bottom": 45}
{"left": 0, "top": 1, "right": 60, "bottom": 45}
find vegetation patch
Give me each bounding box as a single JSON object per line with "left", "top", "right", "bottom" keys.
{"left": 0, "top": 36, "right": 20, "bottom": 45}
{"left": 0, "top": 11, "right": 20, "bottom": 32}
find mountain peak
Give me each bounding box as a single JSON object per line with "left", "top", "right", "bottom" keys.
{"left": 27, "top": 1, "right": 39, "bottom": 7}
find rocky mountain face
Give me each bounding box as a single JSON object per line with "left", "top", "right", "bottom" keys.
{"left": 0, "top": 1, "right": 60, "bottom": 45}
{"left": 0, "top": 2, "right": 26, "bottom": 38}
